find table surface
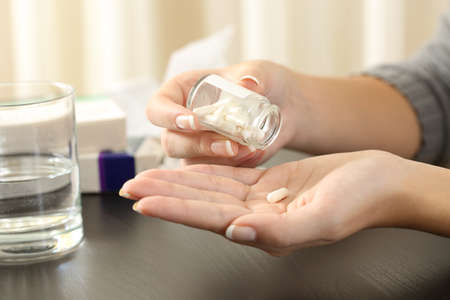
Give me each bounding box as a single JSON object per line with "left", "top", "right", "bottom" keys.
{"left": 1, "top": 150, "right": 450, "bottom": 300}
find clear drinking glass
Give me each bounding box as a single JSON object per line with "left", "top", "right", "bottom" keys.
{"left": 0, "top": 82, "right": 83, "bottom": 264}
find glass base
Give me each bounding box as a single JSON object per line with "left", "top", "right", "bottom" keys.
{"left": 0, "top": 213, "right": 83, "bottom": 265}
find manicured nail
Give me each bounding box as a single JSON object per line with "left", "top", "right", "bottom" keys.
{"left": 225, "top": 225, "right": 256, "bottom": 241}
{"left": 132, "top": 202, "right": 142, "bottom": 213}
{"left": 119, "top": 189, "right": 131, "bottom": 199}
{"left": 175, "top": 115, "right": 196, "bottom": 130}
{"left": 225, "top": 140, "right": 235, "bottom": 156}
{"left": 211, "top": 140, "right": 237, "bottom": 156}
{"left": 234, "top": 147, "right": 256, "bottom": 161}
{"left": 239, "top": 75, "right": 261, "bottom": 86}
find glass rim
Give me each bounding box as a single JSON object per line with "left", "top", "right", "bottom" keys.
{"left": 0, "top": 81, "right": 74, "bottom": 107}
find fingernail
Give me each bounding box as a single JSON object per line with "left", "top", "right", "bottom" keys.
{"left": 119, "top": 189, "right": 131, "bottom": 199}
{"left": 119, "top": 189, "right": 139, "bottom": 200}
{"left": 175, "top": 115, "right": 196, "bottom": 130}
{"left": 211, "top": 140, "right": 237, "bottom": 156}
{"left": 239, "top": 75, "right": 261, "bottom": 86}
{"left": 234, "top": 149, "right": 255, "bottom": 161}
{"left": 132, "top": 202, "right": 142, "bottom": 213}
{"left": 225, "top": 225, "right": 256, "bottom": 241}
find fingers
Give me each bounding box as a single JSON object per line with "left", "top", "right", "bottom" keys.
{"left": 239, "top": 75, "right": 261, "bottom": 91}
{"left": 161, "top": 126, "right": 263, "bottom": 162}
{"left": 181, "top": 148, "right": 264, "bottom": 167}
{"left": 147, "top": 94, "right": 199, "bottom": 131}
{"left": 224, "top": 62, "right": 269, "bottom": 96}
{"left": 134, "top": 169, "right": 250, "bottom": 200}
{"left": 224, "top": 213, "right": 286, "bottom": 246}
{"left": 146, "top": 70, "right": 213, "bottom": 131}
{"left": 183, "top": 164, "right": 264, "bottom": 185}
{"left": 147, "top": 63, "right": 268, "bottom": 133}
{"left": 148, "top": 62, "right": 273, "bottom": 164}
{"left": 161, "top": 129, "right": 239, "bottom": 158}
{"left": 120, "top": 176, "right": 243, "bottom": 205}
{"left": 134, "top": 196, "right": 251, "bottom": 233}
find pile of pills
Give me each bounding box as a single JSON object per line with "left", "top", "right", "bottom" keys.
{"left": 193, "top": 96, "right": 267, "bottom": 149}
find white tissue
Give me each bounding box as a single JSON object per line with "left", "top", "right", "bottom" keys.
{"left": 164, "top": 26, "right": 235, "bottom": 81}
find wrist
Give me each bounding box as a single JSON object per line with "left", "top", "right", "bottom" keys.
{"left": 283, "top": 73, "right": 316, "bottom": 151}
{"left": 359, "top": 152, "right": 416, "bottom": 229}
{"left": 399, "top": 160, "right": 450, "bottom": 236}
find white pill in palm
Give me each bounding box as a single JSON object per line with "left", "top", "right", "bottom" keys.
{"left": 266, "top": 187, "right": 289, "bottom": 203}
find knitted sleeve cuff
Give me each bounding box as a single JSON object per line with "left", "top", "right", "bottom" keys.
{"left": 363, "top": 64, "right": 446, "bottom": 164}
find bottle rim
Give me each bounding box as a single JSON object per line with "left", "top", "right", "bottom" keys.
{"left": 186, "top": 74, "right": 212, "bottom": 109}
{"left": 255, "top": 104, "right": 282, "bottom": 149}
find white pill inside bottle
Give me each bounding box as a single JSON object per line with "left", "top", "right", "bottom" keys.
{"left": 187, "top": 74, "right": 282, "bottom": 150}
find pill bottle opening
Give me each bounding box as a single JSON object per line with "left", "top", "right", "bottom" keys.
{"left": 254, "top": 105, "right": 282, "bottom": 149}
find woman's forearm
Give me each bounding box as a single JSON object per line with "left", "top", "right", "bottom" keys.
{"left": 287, "top": 74, "right": 421, "bottom": 159}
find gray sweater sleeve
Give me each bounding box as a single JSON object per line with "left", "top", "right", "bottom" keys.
{"left": 363, "top": 11, "right": 450, "bottom": 167}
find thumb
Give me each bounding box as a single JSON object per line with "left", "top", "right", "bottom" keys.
{"left": 223, "top": 66, "right": 268, "bottom": 96}
{"left": 225, "top": 209, "right": 323, "bottom": 250}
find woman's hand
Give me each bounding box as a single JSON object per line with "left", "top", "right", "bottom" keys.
{"left": 146, "top": 60, "right": 303, "bottom": 167}
{"left": 120, "top": 150, "right": 444, "bottom": 256}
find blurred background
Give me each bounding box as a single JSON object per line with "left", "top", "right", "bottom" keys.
{"left": 0, "top": 0, "right": 448, "bottom": 96}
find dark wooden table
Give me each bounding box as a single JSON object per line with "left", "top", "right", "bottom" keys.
{"left": 1, "top": 192, "right": 449, "bottom": 300}
{"left": 1, "top": 149, "right": 450, "bottom": 300}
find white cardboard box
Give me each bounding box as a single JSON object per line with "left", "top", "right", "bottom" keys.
{"left": 75, "top": 98, "right": 127, "bottom": 154}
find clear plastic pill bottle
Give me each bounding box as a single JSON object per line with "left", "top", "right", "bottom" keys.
{"left": 186, "top": 74, "right": 281, "bottom": 150}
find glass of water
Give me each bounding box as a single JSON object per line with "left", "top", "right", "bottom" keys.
{"left": 0, "top": 82, "right": 83, "bottom": 264}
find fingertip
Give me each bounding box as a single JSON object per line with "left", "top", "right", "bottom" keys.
{"left": 175, "top": 114, "right": 198, "bottom": 131}
{"left": 227, "top": 140, "right": 239, "bottom": 156}
{"left": 239, "top": 75, "right": 261, "bottom": 86}
{"left": 119, "top": 188, "right": 139, "bottom": 201}
{"left": 132, "top": 201, "right": 142, "bottom": 213}
{"left": 233, "top": 145, "right": 257, "bottom": 162}
{"left": 225, "top": 224, "right": 235, "bottom": 239}
{"left": 238, "top": 74, "right": 264, "bottom": 94}
{"left": 225, "top": 224, "right": 256, "bottom": 242}
{"left": 210, "top": 140, "right": 238, "bottom": 157}
{"left": 231, "top": 213, "right": 289, "bottom": 246}
{"left": 119, "top": 177, "right": 148, "bottom": 201}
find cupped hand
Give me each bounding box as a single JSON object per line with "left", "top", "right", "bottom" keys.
{"left": 147, "top": 60, "right": 301, "bottom": 167}
{"left": 120, "top": 150, "right": 413, "bottom": 256}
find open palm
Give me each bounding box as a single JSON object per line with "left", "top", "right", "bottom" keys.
{"left": 121, "top": 151, "right": 404, "bottom": 256}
